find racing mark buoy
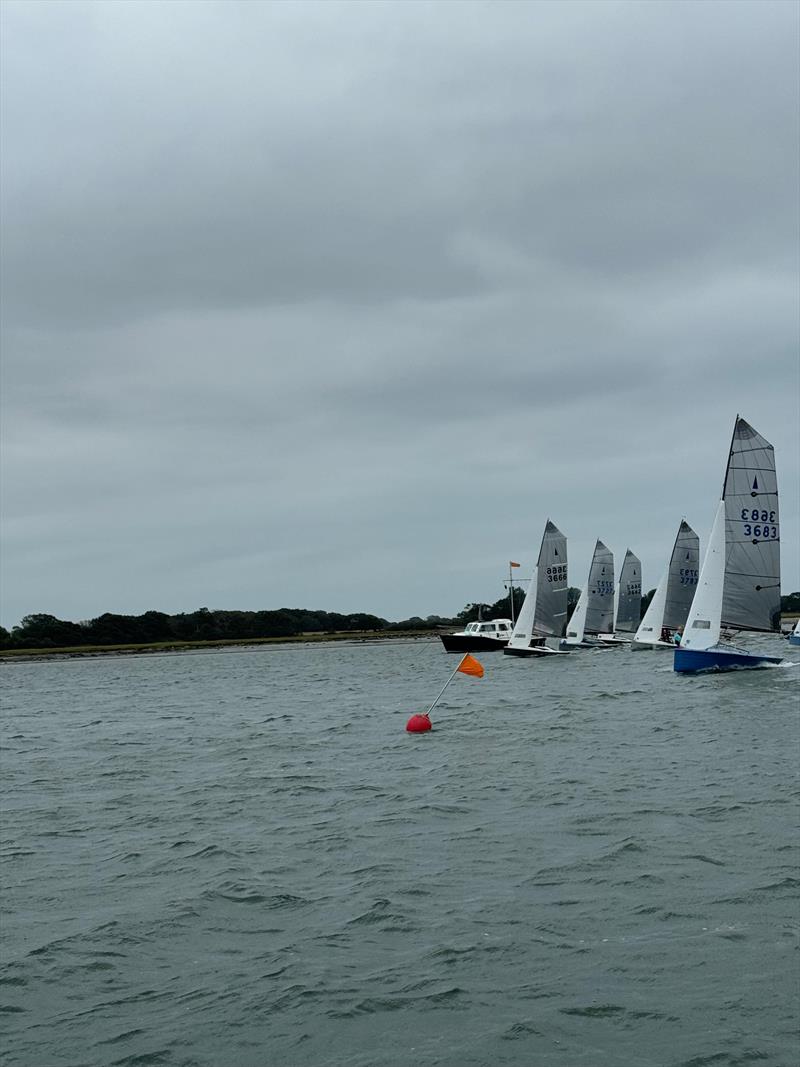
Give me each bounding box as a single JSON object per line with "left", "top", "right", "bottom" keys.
{"left": 406, "top": 713, "right": 432, "bottom": 733}
{"left": 404, "top": 653, "right": 484, "bottom": 733}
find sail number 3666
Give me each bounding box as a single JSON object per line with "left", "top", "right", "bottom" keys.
{"left": 546, "top": 565, "right": 567, "bottom": 583}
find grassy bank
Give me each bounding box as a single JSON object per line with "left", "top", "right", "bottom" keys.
{"left": 0, "top": 629, "right": 441, "bottom": 660}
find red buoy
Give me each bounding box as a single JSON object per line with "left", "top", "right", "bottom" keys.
{"left": 406, "top": 713, "right": 432, "bottom": 733}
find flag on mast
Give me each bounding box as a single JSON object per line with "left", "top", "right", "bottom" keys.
{"left": 407, "top": 652, "right": 486, "bottom": 730}
{"left": 509, "top": 561, "right": 521, "bottom": 567}
{"left": 457, "top": 654, "right": 485, "bottom": 678}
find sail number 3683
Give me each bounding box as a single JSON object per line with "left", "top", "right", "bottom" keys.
{"left": 739, "top": 509, "right": 778, "bottom": 540}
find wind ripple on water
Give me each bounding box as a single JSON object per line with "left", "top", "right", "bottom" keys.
{"left": 1, "top": 637, "right": 798, "bottom": 1067}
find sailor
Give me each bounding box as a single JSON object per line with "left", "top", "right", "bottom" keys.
{"left": 673, "top": 627, "right": 683, "bottom": 646}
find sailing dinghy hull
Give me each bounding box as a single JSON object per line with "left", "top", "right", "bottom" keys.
{"left": 674, "top": 645, "right": 783, "bottom": 673}
{"left": 560, "top": 636, "right": 619, "bottom": 650}
{"left": 504, "top": 643, "right": 569, "bottom": 657}
{"left": 596, "top": 633, "right": 629, "bottom": 646}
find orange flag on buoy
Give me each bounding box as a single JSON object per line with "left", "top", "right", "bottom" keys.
{"left": 457, "top": 654, "right": 485, "bottom": 678}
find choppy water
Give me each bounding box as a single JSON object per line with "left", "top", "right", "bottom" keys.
{"left": 1, "top": 636, "right": 798, "bottom": 1067}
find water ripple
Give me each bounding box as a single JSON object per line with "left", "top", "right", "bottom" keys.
{"left": 1, "top": 636, "right": 797, "bottom": 1067}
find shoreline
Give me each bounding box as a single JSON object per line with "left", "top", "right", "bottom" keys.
{"left": 0, "top": 629, "right": 444, "bottom": 663}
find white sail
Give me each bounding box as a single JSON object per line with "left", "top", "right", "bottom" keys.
{"left": 633, "top": 570, "right": 668, "bottom": 645}
{"left": 615, "top": 549, "right": 641, "bottom": 633}
{"left": 507, "top": 569, "right": 539, "bottom": 650}
{"left": 563, "top": 586, "right": 588, "bottom": 644}
{"left": 681, "top": 499, "right": 726, "bottom": 652}
{"left": 634, "top": 521, "right": 699, "bottom": 645}
{"left": 507, "top": 521, "right": 568, "bottom": 649}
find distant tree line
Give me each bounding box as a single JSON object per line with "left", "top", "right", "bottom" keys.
{"left": 0, "top": 606, "right": 452, "bottom": 650}
{"left": 2, "top": 591, "right": 798, "bottom": 651}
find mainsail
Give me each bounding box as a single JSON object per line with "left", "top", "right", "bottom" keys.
{"left": 675, "top": 417, "right": 783, "bottom": 673}
{"left": 721, "top": 418, "right": 781, "bottom": 632}
{"left": 584, "top": 540, "right": 615, "bottom": 635}
{"left": 532, "top": 521, "right": 568, "bottom": 636}
{"left": 663, "top": 520, "right": 700, "bottom": 629}
{"left": 614, "top": 549, "right": 642, "bottom": 633}
{"left": 507, "top": 521, "right": 567, "bottom": 649}
{"left": 634, "top": 521, "right": 699, "bottom": 644}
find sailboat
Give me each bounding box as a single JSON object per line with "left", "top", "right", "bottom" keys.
{"left": 674, "top": 416, "right": 783, "bottom": 673}
{"left": 560, "top": 540, "right": 616, "bottom": 649}
{"left": 598, "top": 549, "right": 641, "bottom": 644}
{"left": 788, "top": 619, "right": 800, "bottom": 647}
{"left": 632, "top": 521, "right": 700, "bottom": 650}
{"left": 504, "top": 521, "right": 569, "bottom": 657}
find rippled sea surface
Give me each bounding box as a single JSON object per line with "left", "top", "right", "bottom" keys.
{"left": 2, "top": 637, "right": 798, "bottom": 1067}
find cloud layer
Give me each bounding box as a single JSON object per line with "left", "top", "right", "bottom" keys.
{"left": 2, "top": 0, "right": 798, "bottom": 628}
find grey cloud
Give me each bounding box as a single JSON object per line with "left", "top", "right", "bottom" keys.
{"left": 1, "top": 0, "right": 798, "bottom": 628}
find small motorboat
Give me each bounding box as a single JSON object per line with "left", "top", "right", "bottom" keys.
{"left": 440, "top": 618, "right": 513, "bottom": 653}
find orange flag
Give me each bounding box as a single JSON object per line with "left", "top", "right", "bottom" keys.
{"left": 458, "top": 654, "right": 484, "bottom": 678}
{"left": 509, "top": 561, "right": 521, "bottom": 567}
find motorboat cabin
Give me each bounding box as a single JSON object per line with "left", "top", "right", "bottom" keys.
{"left": 440, "top": 618, "right": 513, "bottom": 653}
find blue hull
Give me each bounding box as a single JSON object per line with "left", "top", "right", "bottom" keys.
{"left": 674, "top": 646, "right": 784, "bottom": 674}
{"left": 788, "top": 634, "right": 800, "bottom": 647}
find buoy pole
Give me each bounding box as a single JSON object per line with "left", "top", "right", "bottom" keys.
{"left": 424, "top": 653, "right": 469, "bottom": 717}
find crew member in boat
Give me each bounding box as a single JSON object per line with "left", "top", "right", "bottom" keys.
{"left": 673, "top": 627, "right": 683, "bottom": 646}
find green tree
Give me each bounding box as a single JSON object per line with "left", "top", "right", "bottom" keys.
{"left": 12, "top": 613, "right": 84, "bottom": 648}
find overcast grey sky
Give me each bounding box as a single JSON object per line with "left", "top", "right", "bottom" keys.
{"left": 1, "top": 0, "right": 798, "bottom": 630}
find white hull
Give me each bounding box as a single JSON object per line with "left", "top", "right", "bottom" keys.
{"left": 596, "top": 632, "right": 631, "bottom": 646}
{"left": 505, "top": 642, "right": 569, "bottom": 657}
{"left": 559, "top": 635, "right": 619, "bottom": 650}
{"left": 631, "top": 639, "right": 675, "bottom": 651}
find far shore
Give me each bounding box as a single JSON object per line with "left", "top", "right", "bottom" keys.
{"left": 3, "top": 615, "right": 797, "bottom": 663}
{"left": 0, "top": 628, "right": 445, "bottom": 662}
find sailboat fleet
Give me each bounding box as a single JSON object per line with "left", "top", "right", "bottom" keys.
{"left": 441, "top": 416, "right": 790, "bottom": 673}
